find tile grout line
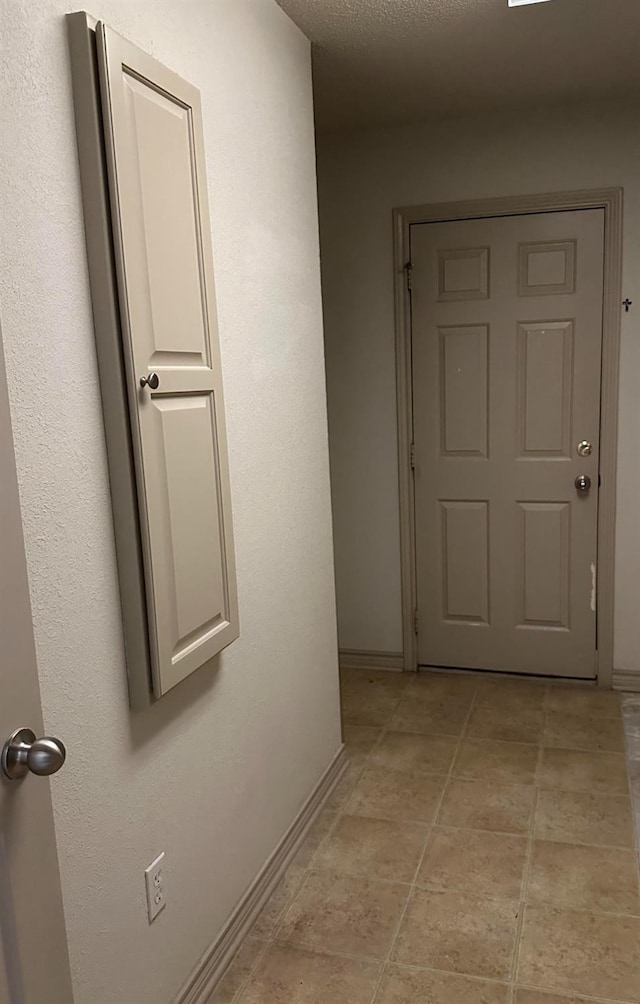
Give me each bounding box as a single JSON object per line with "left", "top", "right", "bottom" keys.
{"left": 231, "top": 678, "right": 414, "bottom": 1001}
{"left": 235, "top": 671, "right": 479, "bottom": 1002}
{"left": 621, "top": 695, "right": 640, "bottom": 928}
{"left": 284, "top": 680, "right": 413, "bottom": 999}
{"left": 367, "top": 674, "right": 481, "bottom": 1004}
{"left": 254, "top": 679, "right": 411, "bottom": 963}
{"left": 509, "top": 695, "right": 623, "bottom": 991}
{"left": 515, "top": 981, "right": 638, "bottom": 1004}
{"left": 343, "top": 675, "right": 423, "bottom": 1004}
{"left": 225, "top": 937, "right": 270, "bottom": 1004}
{"left": 511, "top": 690, "right": 639, "bottom": 1002}
{"left": 311, "top": 678, "right": 409, "bottom": 853}
{"left": 507, "top": 692, "right": 548, "bottom": 998}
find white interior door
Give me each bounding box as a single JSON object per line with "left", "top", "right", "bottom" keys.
{"left": 412, "top": 209, "right": 604, "bottom": 678}
{"left": 0, "top": 327, "right": 72, "bottom": 1003}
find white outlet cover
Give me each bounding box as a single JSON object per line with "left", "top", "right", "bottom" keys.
{"left": 508, "top": 0, "right": 553, "bottom": 6}
{"left": 145, "top": 851, "right": 166, "bottom": 923}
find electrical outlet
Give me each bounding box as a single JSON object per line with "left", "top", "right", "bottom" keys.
{"left": 144, "top": 852, "right": 166, "bottom": 923}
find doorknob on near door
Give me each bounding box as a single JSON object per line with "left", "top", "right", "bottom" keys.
{"left": 1, "top": 728, "right": 66, "bottom": 781}
{"left": 575, "top": 474, "right": 592, "bottom": 494}
{"left": 139, "top": 372, "right": 160, "bottom": 390}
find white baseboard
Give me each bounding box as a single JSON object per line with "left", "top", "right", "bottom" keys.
{"left": 613, "top": 669, "right": 640, "bottom": 692}
{"left": 339, "top": 649, "right": 404, "bottom": 672}
{"left": 174, "top": 743, "right": 348, "bottom": 1004}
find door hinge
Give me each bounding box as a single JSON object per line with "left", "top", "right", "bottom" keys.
{"left": 404, "top": 261, "right": 413, "bottom": 291}
{"left": 410, "top": 443, "right": 416, "bottom": 470}
{"left": 413, "top": 609, "right": 419, "bottom": 634}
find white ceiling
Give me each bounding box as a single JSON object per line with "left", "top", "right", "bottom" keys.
{"left": 277, "top": 0, "right": 640, "bottom": 132}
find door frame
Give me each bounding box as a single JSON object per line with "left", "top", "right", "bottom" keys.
{"left": 393, "top": 188, "right": 623, "bottom": 685}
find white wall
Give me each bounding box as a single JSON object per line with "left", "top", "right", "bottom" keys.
{"left": 318, "top": 100, "right": 640, "bottom": 674}
{"left": 0, "top": 2, "right": 341, "bottom": 1002}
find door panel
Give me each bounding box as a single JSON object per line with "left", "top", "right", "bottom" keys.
{"left": 152, "top": 393, "right": 227, "bottom": 678}
{"left": 96, "top": 24, "right": 239, "bottom": 696}
{"left": 0, "top": 328, "right": 72, "bottom": 1003}
{"left": 440, "top": 325, "right": 489, "bottom": 456}
{"left": 441, "top": 500, "right": 490, "bottom": 623}
{"left": 121, "top": 72, "right": 210, "bottom": 368}
{"left": 412, "top": 209, "right": 604, "bottom": 677}
{"left": 517, "top": 502, "right": 570, "bottom": 628}
{"left": 518, "top": 321, "right": 573, "bottom": 456}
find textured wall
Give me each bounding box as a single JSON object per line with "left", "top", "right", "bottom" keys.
{"left": 318, "top": 100, "right": 640, "bottom": 674}
{"left": 0, "top": 2, "right": 341, "bottom": 1001}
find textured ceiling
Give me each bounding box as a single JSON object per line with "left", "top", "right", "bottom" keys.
{"left": 277, "top": 0, "right": 640, "bottom": 131}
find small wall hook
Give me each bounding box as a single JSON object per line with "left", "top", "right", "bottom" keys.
{"left": 623, "top": 298, "right": 633, "bottom": 312}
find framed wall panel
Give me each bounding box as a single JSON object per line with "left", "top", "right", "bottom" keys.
{"left": 67, "top": 13, "right": 239, "bottom": 704}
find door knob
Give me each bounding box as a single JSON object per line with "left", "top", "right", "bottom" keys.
{"left": 575, "top": 474, "right": 592, "bottom": 494}
{"left": 139, "top": 372, "right": 160, "bottom": 390}
{"left": 1, "top": 728, "right": 66, "bottom": 781}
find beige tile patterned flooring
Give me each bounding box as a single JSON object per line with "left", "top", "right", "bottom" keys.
{"left": 210, "top": 669, "right": 640, "bottom": 1004}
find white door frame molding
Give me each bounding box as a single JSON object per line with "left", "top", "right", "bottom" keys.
{"left": 393, "top": 188, "right": 623, "bottom": 685}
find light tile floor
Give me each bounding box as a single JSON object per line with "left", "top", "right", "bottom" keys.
{"left": 210, "top": 669, "right": 640, "bottom": 1004}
